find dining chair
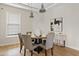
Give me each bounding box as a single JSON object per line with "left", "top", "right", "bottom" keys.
{"left": 40, "top": 32, "right": 55, "bottom": 56}
{"left": 26, "top": 32, "right": 32, "bottom": 35}
{"left": 22, "top": 35, "right": 39, "bottom": 56}
{"left": 18, "top": 33, "right": 24, "bottom": 53}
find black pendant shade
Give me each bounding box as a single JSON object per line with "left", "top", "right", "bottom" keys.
{"left": 29, "top": 3, "right": 46, "bottom": 18}
{"left": 29, "top": 11, "right": 34, "bottom": 18}
{"left": 39, "top": 4, "right": 46, "bottom": 13}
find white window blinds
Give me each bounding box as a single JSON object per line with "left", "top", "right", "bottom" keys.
{"left": 6, "top": 12, "right": 21, "bottom": 35}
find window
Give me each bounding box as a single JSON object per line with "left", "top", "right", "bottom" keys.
{"left": 6, "top": 12, "right": 21, "bottom": 35}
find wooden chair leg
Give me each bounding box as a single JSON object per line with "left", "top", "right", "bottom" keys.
{"left": 45, "top": 49, "right": 47, "bottom": 56}
{"left": 20, "top": 44, "right": 23, "bottom": 53}
{"left": 30, "top": 50, "right": 33, "bottom": 56}
{"left": 51, "top": 47, "right": 53, "bottom": 56}
{"left": 24, "top": 48, "right": 26, "bottom": 56}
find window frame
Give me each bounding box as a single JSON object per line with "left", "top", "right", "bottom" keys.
{"left": 6, "top": 12, "right": 21, "bottom": 36}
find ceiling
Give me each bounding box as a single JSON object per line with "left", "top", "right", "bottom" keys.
{"left": 20, "top": 3, "right": 54, "bottom": 9}
{"left": 3, "top": 3, "right": 56, "bottom": 12}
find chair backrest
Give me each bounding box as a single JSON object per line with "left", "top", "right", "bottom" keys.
{"left": 22, "top": 35, "right": 33, "bottom": 50}
{"left": 46, "top": 32, "right": 55, "bottom": 49}
{"left": 26, "top": 32, "right": 32, "bottom": 35}
{"left": 18, "top": 33, "right": 23, "bottom": 45}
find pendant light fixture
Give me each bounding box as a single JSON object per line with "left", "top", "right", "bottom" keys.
{"left": 29, "top": 3, "right": 34, "bottom": 18}
{"left": 29, "top": 10, "right": 34, "bottom": 18}
{"left": 39, "top": 3, "right": 46, "bottom": 13}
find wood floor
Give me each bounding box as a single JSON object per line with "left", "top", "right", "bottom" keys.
{"left": 0, "top": 44, "right": 79, "bottom": 56}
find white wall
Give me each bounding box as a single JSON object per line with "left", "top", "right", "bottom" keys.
{"left": 32, "top": 13, "right": 50, "bottom": 36}
{"left": 32, "top": 12, "right": 51, "bottom": 36}
{"left": 0, "top": 4, "right": 33, "bottom": 46}
{"left": 44, "top": 3, "right": 79, "bottom": 50}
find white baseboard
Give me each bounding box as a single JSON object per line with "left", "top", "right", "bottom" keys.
{"left": 0, "top": 42, "right": 19, "bottom": 46}
{"left": 66, "top": 45, "right": 79, "bottom": 51}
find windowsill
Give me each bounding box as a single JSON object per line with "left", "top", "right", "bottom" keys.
{"left": 6, "top": 35, "right": 18, "bottom": 38}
